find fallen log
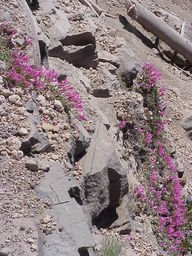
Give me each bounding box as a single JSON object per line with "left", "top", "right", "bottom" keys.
{"left": 78, "top": 0, "right": 102, "bottom": 16}
{"left": 125, "top": 0, "right": 192, "bottom": 63}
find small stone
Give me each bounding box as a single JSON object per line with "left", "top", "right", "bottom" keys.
{"left": 30, "top": 244, "right": 37, "bottom": 251}
{"left": 12, "top": 213, "right": 20, "bottom": 218}
{"left": 25, "top": 159, "right": 38, "bottom": 172}
{"left": 0, "top": 95, "right": 6, "bottom": 104}
{"left": 16, "top": 150, "right": 24, "bottom": 159}
{"left": 42, "top": 215, "right": 51, "bottom": 224}
{"left": 18, "top": 128, "right": 28, "bottom": 136}
{"left": 42, "top": 122, "right": 53, "bottom": 131}
{"left": 30, "top": 183, "right": 35, "bottom": 189}
{"left": 0, "top": 62, "right": 5, "bottom": 72}
{"left": 136, "top": 228, "right": 142, "bottom": 234}
{"left": 58, "top": 226, "right": 64, "bottom": 232}
{"left": 64, "top": 132, "right": 70, "bottom": 141}
{"left": 45, "top": 229, "right": 52, "bottom": 235}
{"left": 186, "top": 194, "right": 192, "bottom": 204}
{"left": 0, "top": 247, "right": 12, "bottom": 255}
{"left": 12, "top": 1, "right": 18, "bottom": 8}
{"left": 37, "top": 95, "right": 46, "bottom": 102}
{"left": 1, "top": 88, "right": 11, "bottom": 97}
{"left": 20, "top": 225, "right": 25, "bottom": 231}
{"left": 51, "top": 154, "right": 58, "bottom": 160}
{"left": 37, "top": 95, "right": 47, "bottom": 106}
{"left": 52, "top": 126, "right": 59, "bottom": 133}
{"left": 38, "top": 160, "right": 50, "bottom": 172}
{"left": 17, "top": 107, "right": 26, "bottom": 114}
{"left": 69, "top": 12, "right": 84, "bottom": 21}
{"left": 11, "top": 137, "right": 22, "bottom": 150}
{"left": 8, "top": 94, "right": 21, "bottom": 104}
{"left": 54, "top": 99, "right": 63, "bottom": 110}
{"left": 27, "top": 237, "right": 34, "bottom": 244}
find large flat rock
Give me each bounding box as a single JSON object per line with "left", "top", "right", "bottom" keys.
{"left": 36, "top": 162, "right": 95, "bottom": 256}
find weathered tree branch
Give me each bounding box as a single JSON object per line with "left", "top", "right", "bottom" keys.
{"left": 125, "top": 0, "right": 192, "bottom": 63}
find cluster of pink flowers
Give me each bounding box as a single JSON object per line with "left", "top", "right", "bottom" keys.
{"left": 118, "top": 120, "right": 127, "bottom": 130}
{"left": 137, "top": 63, "right": 161, "bottom": 90}
{"left": 134, "top": 185, "right": 147, "bottom": 202}
{"left": 134, "top": 64, "right": 190, "bottom": 254}
{"left": 0, "top": 21, "right": 85, "bottom": 120}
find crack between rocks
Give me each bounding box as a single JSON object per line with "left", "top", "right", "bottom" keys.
{"left": 53, "top": 201, "right": 70, "bottom": 206}
{"left": 47, "top": 195, "right": 70, "bottom": 206}
{"left": 49, "top": 184, "right": 61, "bottom": 204}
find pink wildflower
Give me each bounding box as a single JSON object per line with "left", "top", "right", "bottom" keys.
{"left": 145, "top": 132, "right": 152, "bottom": 144}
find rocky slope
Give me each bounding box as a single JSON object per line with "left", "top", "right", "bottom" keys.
{"left": 0, "top": 0, "right": 192, "bottom": 256}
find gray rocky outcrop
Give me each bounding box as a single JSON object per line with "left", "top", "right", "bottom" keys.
{"left": 181, "top": 110, "right": 192, "bottom": 139}
{"left": 36, "top": 162, "right": 95, "bottom": 256}
{"left": 49, "top": 31, "right": 98, "bottom": 68}
{"left": 118, "top": 41, "right": 140, "bottom": 86}
{"left": 67, "top": 121, "right": 91, "bottom": 165}
{"left": 81, "top": 121, "right": 129, "bottom": 227}
{"left": 21, "top": 96, "right": 51, "bottom": 154}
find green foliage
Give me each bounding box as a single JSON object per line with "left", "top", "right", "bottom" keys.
{"left": 0, "top": 37, "right": 12, "bottom": 65}
{"left": 99, "top": 236, "right": 122, "bottom": 256}
{"left": 182, "top": 201, "right": 192, "bottom": 253}
{"left": 117, "top": 73, "right": 126, "bottom": 88}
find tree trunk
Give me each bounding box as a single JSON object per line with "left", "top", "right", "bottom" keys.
{"left": 125, "top": 0, "right": 192, "bottom": 63}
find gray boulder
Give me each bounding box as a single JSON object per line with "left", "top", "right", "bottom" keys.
{"left": 36, "top": 0, "right": 70, "bottom": 42}
{"left": 60, "top": 31, "right": 95, "bottom": 46}
{"left": 48, "top": 31, "right": 98, "bottom": 68}
{"left": 181, "top": 110, "right": 192, "bottom": 139}
{"left": 81, "top": 121, "right": 129, "bottom": 226}
{"left": 67, "top": 122, "right": 91, "bottom": 165}
{"left": 91, "top": 88, "right": 111, "bottom": 98}
{"left": 49, "top": 44, "right": 98, "bottom": 69}
{"left": 181, "top": 111, "right": 192, "bottom": 131}
{"left": 118, "top": 42, "right": 140, "bottom": 86}
{"left": 21, "top": 97, "right": 51, "bottom": 154}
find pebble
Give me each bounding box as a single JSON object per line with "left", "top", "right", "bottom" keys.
{"left": 20, "top": 225, "right": 25, "bottom": 231}
{"left": 42, "top": 122, "right": 53, "bottom": 131}
{"left": 0, "top": 247, "right": 12, "bottom": 255}
{"left": 54, "top": 99, "right": 63, "bottom": 110}
{"left": 27, "top": 237, "right": 34, "bottom": 244}
{"left": 18, "top": 127, "right": 28, "bottom": 136}
{"left": 11, "top": 137, "right": 22, "bottom": 151}
{"left": 1, "top": 88, "right": 11, "bottom": 97}
{"left": 37, "top": 95, "right": 47, "bottom": 106}
{"left": 30, "top": 244, "right": 37, "bottom": 251}
{"left": 38, "top": 160, "right": 50, "bottom": 172}
{"left": 8, "top": 94, "right": 21, "bottom": 104}
{"left": 25, "top": 159, "right": 38, "bottom": 172}
{"left": 58, "top": 226, "right": 64, "bottom": 232}
{"left": 0, "top": 95, "right": 6, "bottom": 104}
{"left": 42, "top": 215, "right": 51, "bottom": 224}
{"left": 12, "top": 1, "right": 18, "bottom": 8}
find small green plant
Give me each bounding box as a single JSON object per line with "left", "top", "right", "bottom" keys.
{"left": 117, "top": 73, "right": 126, "bottom": 88}
{"left": 99, "top": 236, "right": 122, "bottom": 256}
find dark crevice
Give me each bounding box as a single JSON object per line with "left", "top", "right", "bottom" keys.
{"left": 60, "top": 32, "right": 96, "bottom": 46}
{"left": 78, "top": 248, "right": 89, "bottom": 256}
{"left": 91, "top": 169, "right": 127, "bottom": 229}
{"left": 26, "top": 0, "right": 39, "bottom": 11}
{"left": 39, "top": 40, "right": 48, "bottom": 66}
{"left": 20, "top": 137, "right": 39, "bottom": 155}
{"left": 68, "top": 186, "right": 83, "bottom": 205}
{"left": 92, "top": 206, "right": 118, "bottom": 229}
